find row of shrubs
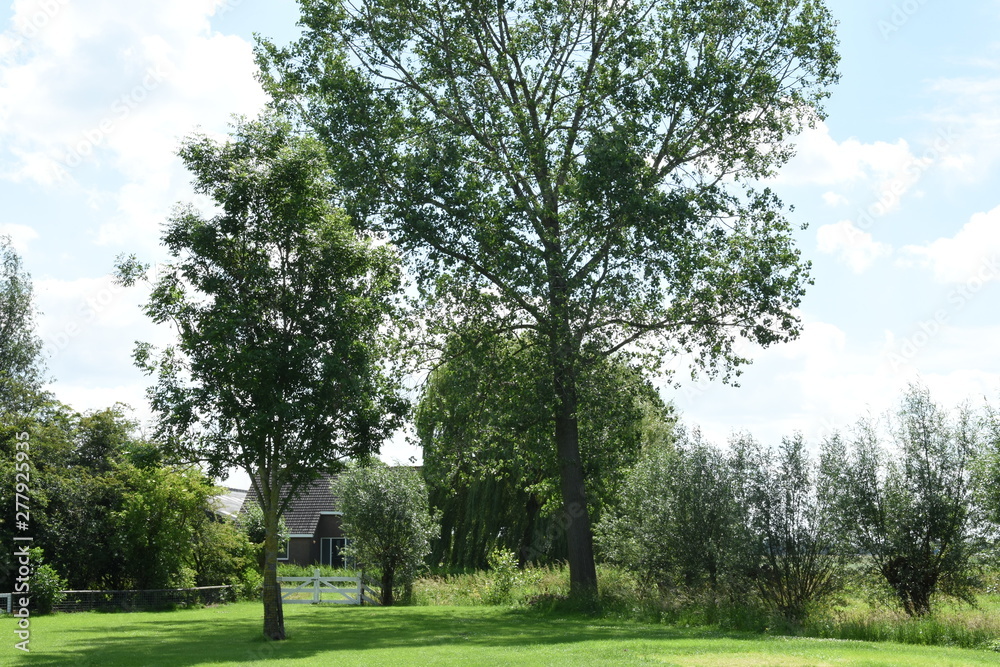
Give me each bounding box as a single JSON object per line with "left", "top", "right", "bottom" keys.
{"left": 594, "top": 385, "right": 1000, "bottom": 622}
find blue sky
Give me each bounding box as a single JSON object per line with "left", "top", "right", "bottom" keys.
{"left": 1, "top": 1, "right": 998, "bottom": 490}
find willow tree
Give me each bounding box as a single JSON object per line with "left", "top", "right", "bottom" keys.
{"left": 115, "top": 115, "right": 405, "bottom": 639}
{"left": 417, "top": 331, "right": 673, "bottom": 568}
{"left": 260, "top": 0, "right": 839, "bottom": 593}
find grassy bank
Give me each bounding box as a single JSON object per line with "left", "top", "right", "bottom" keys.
{"left": 4, "top": 602, "right": 1000, "bottom": 666}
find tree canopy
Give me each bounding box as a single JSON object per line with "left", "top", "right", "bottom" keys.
{"left": 261, "top": 0, "right": 839, "bottom": 593}
{"left": 115, "top": 114, "right": 406, "bottom": 639}
{"left": 0, "top": 236, "right": 45, "bottom": 416}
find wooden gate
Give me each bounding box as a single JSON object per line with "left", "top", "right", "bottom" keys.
{"left": 278, "top": 570, "right": 381, "bottom": 605}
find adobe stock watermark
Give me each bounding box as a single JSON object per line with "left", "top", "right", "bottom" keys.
{"left": 878, "top": 0, "right": 932, "bottom": 40}
{"left": 216, "top": 0, "right": 245, "bottom": 19}
{"left": 886, "top": 254, "right": 999, "bottom": 371}
{"left": 6, "top": 0, "right": 70, "bottom": 51}
{"left": 58, "top": 63, "right": 170, "bottom": 171}
{"left": 12, "top": 432, "right": 33, "bottom": 652}
{"left": 852, "top": 127, "right": 957, "bottom": 234}
{"left": 521, "top": 500, "right": 588, "bottom": 564}
{"left": 42, "top": 268, "right": 161, "bottom": 361}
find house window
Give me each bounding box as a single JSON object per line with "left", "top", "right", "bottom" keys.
{"left": 320, "top": 537, "right": 352, "bottom": 568}
{"left": 277, "top": 538, "right": 289, "bottom": 561}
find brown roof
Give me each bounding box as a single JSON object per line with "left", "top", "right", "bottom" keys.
{"left": 241, "top": 473, "right": 340, "bottom": 535}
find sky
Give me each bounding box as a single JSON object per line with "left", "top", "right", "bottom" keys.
{"left": 1, "top": 0, "right": 998, "bottom": 491}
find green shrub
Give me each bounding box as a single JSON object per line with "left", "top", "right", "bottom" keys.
{"left": 234, "top": 568, "right": 263, "bottom": 601}
{"left": 29, "top": 548, "right": 67, "bottom": 615}
{"left": 481, "top": 548, "right": 543, "bottom": 605}
{"left": 276, "top": 563, "right": 357, "bottom": 578}
{"left": 482, "top": 548, "right": 519, "bottom": 605}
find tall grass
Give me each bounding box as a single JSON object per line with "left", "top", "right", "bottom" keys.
{"left": 411, "top": 563, "right": 1000, "bottom": 650}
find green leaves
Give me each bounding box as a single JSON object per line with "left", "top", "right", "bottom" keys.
{"left": 265, "top": 0, "right": 839, "bottom": 593}
{"left": 117, "top": 113, "right": 407, "bottom": 635}
{"left": 823, "top": 385, "right": 983, "bottom": 616}
{"left": 0, "top": 236, "right": 45, "bottom": 416}
{"left": 333, "top": 461, "right": 438, "bottom": 605}
{"left": 120, "top": 112, "right": 406, "bottom": 485}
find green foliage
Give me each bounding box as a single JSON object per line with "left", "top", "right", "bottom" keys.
{"left": 599, "top": 428, "right": 844, "bottom": 621}
{"left": 263, "top": 0, "right": 840, "bottom": 594}
{"left": 596, "top": 428, "right": 738, "bottom": 595}
{"left": 114, "top": 113, "right": 406, "bottom": 639}
{"left": 189, "top": 516, "right": 257, "bottom": 588}
{"left": 276, "top": 563, "right": 355, "bottom": 578}
{"left": 418, "top": 331, "right": 674, "bottom": 568}
{"left": 732, "top": 433, "right": 844, "bottom": 621}
{"left": 1, "top": 401, "right": 228, "bottom": 594}
{"left": 482, "top": 548, "right": 529, "bottom": 605}
{"left": 333, "top": 461, "right": 439, "bottom": 606}
{"left": 234, "top": 567, "right": 263, "bottom": 602}
{"left": 28, "top": 548, "right": 66, "bottom": 615}
{"left": 0, "top": 235, "right": 44, "bottom": 415}
{"left": 823, "top": 385, "right": 983, "bottom": 616}
{"left": 110, "top": 464, "right": 216, "bottom": 590}
{"left": 237, "top": 501, "right": 287, "bottom": 547}
{"left": 976, "top": 401, "right": 1000, "bottom": 527}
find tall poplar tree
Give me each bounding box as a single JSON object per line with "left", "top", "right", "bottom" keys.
{"left": 260, "top": 0, "right": 839, "bottom": 593}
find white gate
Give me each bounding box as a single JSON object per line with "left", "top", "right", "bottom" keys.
{"left": 278, "top": 570, "right": 381, "bottom": 605}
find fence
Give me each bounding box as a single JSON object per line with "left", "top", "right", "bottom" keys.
{"left": 278, "top": 570, "right": 381, "bottom": 605}
{"left": 52, "top": 585, "right": 234, "bottom": 612}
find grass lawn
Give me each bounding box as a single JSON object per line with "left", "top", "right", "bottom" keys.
{"left": 3, "top": 602, "right": 1000, "bottom": 666}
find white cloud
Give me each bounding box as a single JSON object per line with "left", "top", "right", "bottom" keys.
{"left": 816, "top": 220, "right": 893, "bottom": 273}
{"left": 33, "top": 273, "right": 176, "bottom": 414}
{"left": 923, "top": 51, "right": 1000, "bottom": 181}
{"left": 822, "top": 191, "right": 849, "bottom": 207}
{"left": 671, "top": 315, "right": 1000, "bottom": 452}
{"left": 45, "top": 381, "right": 154, "bottom": 421}
{"left": 777, "top": 122, "right": 928, "bottom": 199}
{"left": 0, "top": 222, "right": 39, "bottom": 252}
{"left": 0, "top": 0, "right": 269, "bottom": 252}
{"left": 899, "top": 205, "right": 1000, "bottom": 283}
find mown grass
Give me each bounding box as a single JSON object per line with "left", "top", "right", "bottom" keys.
{"left": 4, "top": 601, "right": 1000, "bottom": 666}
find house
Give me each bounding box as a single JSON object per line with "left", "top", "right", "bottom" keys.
{"left": 240, "top": 473, "right": 350, "bottom": 567}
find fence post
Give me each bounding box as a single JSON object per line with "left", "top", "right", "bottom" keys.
{"left": 357, "top": 573, "right": 364, "bottom": 606}
{"left": 313, "top": 568, "right": 321, "bottom": 604}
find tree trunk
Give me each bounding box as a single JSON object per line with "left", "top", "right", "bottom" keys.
{"left": 551, "top": 340, "right": 598, "bottom": 596}
{"left": 262, "top": 496, "right": 286, "bottom": 640}
{"left": 545, "top": 227, "right": 598, "bottom": 597}
{"left": 381, "top": 568, "right": 395, "bottom": 606}
{"left": 518, "top": 494, "right": 540, "bottom": 568}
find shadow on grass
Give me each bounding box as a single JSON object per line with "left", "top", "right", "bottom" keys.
{"left": 18, "top": 603, "right": 747, "bottom": 666}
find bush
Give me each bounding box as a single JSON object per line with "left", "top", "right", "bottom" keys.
{"left": 732, "top": 433, "right": 844, "bottom": 621}
{"left": 596, "top": 429, "right": 739, "bottom": 596}
{"left": 483, "top": 548, "right": 525, "bottom": 605}
{"left": 234, "top": 567, "right": 263, "bottom": 601}
{"left": 189, "top": 517, "right": 256, "bottom": 587}
{"left": 29, "top": 548, "right": 67, "bottom": 615}
{"left": 824, "top": 385, "right": 983, "bottom": 616}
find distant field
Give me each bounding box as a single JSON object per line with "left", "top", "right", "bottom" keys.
{"left": 4, "top": 602, "right": 1000, "bottom": 666}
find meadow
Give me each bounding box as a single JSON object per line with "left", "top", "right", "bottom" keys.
{"left": 4, "top": 602, "right": 1000, "bottom": 666}
{"left": 5, "top": 563, "right": 1000, "bottom": 665}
